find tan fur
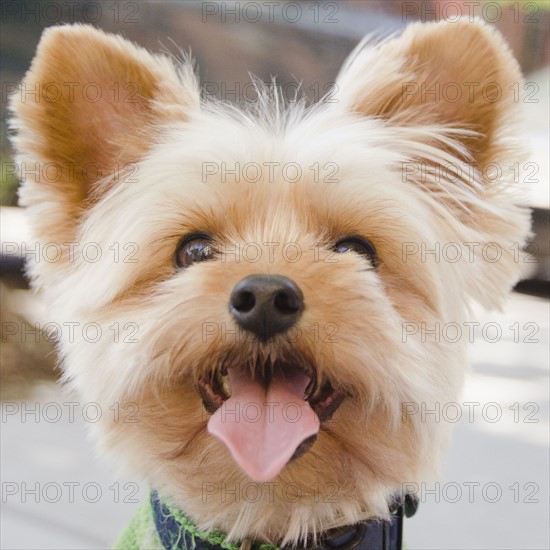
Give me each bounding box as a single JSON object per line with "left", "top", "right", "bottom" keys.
{"left": 337, "top": 20, "right": 523, "bottom": 170}
{"left": 10, "top": 20, "right": 530, "bottom": 546}
{"left": 11, "top": 24, "right": 198, "bottom": 268}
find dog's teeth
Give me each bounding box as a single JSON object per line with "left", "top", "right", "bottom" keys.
{"left": 304, "top": 379, "right": 317, "bottom": 400}
{"left": 213, "top": 370, "right": 231, "bottom": 398}
{"left": 221, "top": 376, "right": 231, "bottom": 398}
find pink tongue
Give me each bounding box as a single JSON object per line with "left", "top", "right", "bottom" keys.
{"left": 208, "top": 367, "right": 320, "bottom": 482}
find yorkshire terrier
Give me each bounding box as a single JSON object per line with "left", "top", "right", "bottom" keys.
{"left": 11, "top": 19, "right": 530, "bottom": 550}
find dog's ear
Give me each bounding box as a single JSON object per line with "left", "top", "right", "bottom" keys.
{"left": 335, "top": 19, "right": 531, "bottom": 307}
{"left": 10, "top": 24, "right": 199, "bottom": 247}
{"left": 335, "top": 19, "right": 522, "bottom": 174}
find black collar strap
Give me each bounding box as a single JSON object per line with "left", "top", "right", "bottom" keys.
{"left": 151, "top": 491, "right": 418, "bottom": 550}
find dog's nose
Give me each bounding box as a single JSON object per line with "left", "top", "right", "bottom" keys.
{"left": 230, "top": 274, "right": 304, "bottom": 341}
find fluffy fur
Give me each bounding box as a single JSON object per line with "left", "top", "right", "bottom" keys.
{"left": 11, "top": 20, "right": 530, "bottom": 546}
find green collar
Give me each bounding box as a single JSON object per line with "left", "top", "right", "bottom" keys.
{"left": 113, "top": 490, "right": 415, "bottom": 550}
{"left": 151, "top": 491, "right": 280, "bottom": 550}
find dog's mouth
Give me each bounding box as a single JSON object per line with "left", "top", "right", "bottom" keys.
{"left": 197, "top": 360, "right": 346, "bottom": 482}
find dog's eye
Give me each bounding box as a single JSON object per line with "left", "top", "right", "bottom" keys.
{"left": 175, "top": 234, "right": 215, "bottom": 268}
{"left": 333, "top": 237, "right": 377, "bottom": 266}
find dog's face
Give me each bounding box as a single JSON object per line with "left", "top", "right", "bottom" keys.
{"left": 11, "top": 21, "right": 529, "bottom": 544}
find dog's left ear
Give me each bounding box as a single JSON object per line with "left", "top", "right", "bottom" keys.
{"left": 335, "top": 19, "right": 531, "bottom": 306}
{"left": 335, "top": 19, "right": 522, "bottom": 175}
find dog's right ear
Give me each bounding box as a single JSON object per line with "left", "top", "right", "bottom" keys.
{"left": 10, "top": 24, "right": 199, "bottom": 249}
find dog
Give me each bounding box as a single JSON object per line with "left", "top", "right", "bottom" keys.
{"left": 10, "top": 19, "right": 530, "bottom": 549}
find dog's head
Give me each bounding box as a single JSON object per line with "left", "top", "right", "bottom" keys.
{"left": 10, "top": 21, "right": 529, "bottom": 543}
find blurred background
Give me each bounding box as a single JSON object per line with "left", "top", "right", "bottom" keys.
{"left": 1, "top": 1, "right": 548, "bottom": 548}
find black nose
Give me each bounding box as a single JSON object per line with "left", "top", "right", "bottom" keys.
{"left": 230, "top": 274, "right": 304, "bottom": 341}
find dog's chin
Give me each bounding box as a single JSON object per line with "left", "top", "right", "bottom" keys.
{"left": 195, "top": 358, "right": 347, "bottom": 481}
